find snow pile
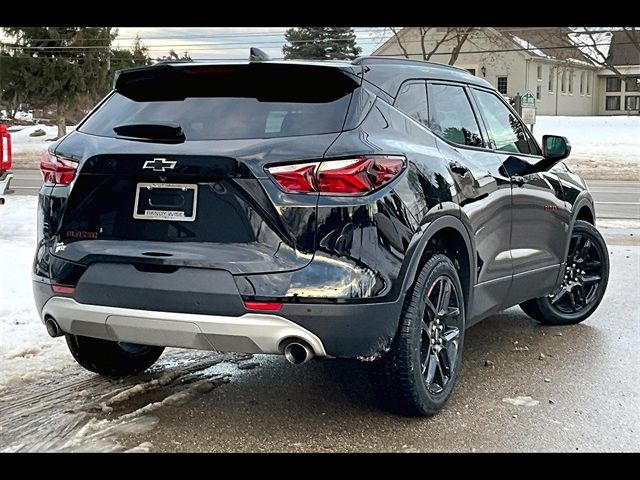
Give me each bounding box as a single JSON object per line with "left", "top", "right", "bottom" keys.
{"left": 534, "top": 116, "right": 640, "bottom": 164}
{"left": 8, "top": 125, "right": 76, "bottom": 168}
{"left": 0, "top": 196, "right": 73, "bottom": 391}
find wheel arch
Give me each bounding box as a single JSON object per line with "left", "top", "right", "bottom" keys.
{"left": 400, "top": 215, "right": 475, "bottom": 315}
{"left": 565, "top": 196, "right": 596, "bottom": 260}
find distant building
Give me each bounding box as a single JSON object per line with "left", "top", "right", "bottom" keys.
{"left": 597, "top": 30, "right": 640, "bottom": 115}
{"left": 373, "top": 27, "right": 639, "bottom": 116}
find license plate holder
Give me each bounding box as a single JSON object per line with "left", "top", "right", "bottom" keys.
{"left": 133, "top": 183, "right": 198, "bottom": 222}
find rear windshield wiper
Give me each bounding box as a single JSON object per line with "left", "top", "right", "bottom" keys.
{"left": 113, "top": 122, "right": 186, "bottom": 143}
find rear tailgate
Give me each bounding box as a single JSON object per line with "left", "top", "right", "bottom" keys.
{"left": 49, "top": 62, "right": 362, "bottom": 274}
{"left": 51, "top": 134, "right": 340, "bottom": 274}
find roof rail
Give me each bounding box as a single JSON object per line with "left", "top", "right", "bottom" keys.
{"left": 352, "top": 55, "right": 470, "bottom": 74}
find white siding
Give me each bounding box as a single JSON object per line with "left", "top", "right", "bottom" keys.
{"left": 374, "top": 28, "right": 598, "bottom": 116}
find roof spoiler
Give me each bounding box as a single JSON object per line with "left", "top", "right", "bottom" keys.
{"left": 249, "top": 47, "right": 271, "bottom": 62}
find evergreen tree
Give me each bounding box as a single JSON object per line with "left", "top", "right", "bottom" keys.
{"left": 0, "top": 47, "right": 30, "bottom": 118}
{"left": 2, "top": 27, "right": 114, "bottom": 138}
{"left": 156, "top": 50, "right": 192, "bottom": 62}
{"left": 283, "top": 27, "right": 361, "bottom": 60}
{"left": 110, "top": 36, "right": 152, "bottom": 81}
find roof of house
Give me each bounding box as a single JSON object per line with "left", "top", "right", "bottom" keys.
{"left": 606, "top": 30, "right": 640, "bottom": 66}
{"left": 374, "top": 27, "right": 602, "bottom": 68}
{"left": 494, "top": 27, "right": 591, "bottom": 64}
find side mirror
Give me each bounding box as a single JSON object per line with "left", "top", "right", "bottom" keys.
{"left": 542, "top": 135, "right": 571, "bottom": 161}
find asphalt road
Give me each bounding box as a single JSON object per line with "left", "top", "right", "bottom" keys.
{"left": 8, "top": 169, "right": 639, "bottom": 220}
{"left": 1, "top": 245, "right": 638, "bottom": 452}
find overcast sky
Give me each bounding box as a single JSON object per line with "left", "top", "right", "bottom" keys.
{"left": 41, "top": 27, "right": 388, "bottom": 60}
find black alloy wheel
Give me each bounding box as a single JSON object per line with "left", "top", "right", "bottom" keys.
{"left": 371, "top": 253, "right": 466, "bottom": 417}
{"left": 420, "top": 275, "right": 463, "bottom": 395}
{"left": 520, "top": 220, "right": 609, "bottom": 326}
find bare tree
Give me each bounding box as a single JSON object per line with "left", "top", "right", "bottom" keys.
{"left": 386, "top": 27, "right": 476, "bottom": 64}
{"left": 389, "top": 27, "right": 410, "bottom": 58}
{"left": 571, "top": 27, "right": 640, "bottom": 81}
{"left": 448, "top": 28, "right": 475, "bottom": 65}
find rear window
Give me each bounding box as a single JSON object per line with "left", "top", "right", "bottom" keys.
{"left": 79, "top": 64, "right": 357, "bottom": 140}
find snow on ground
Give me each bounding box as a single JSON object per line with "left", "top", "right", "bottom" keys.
{"left": 0, "top": 196, "right": 74, "bottom": 392}
{"left": 533, "top": 116, "right": 639, "bottom": 163}
{"left": 533, "top": 116, "right": 640, "bottom": 180}
{"left": 8, "top": 125, "right": 76, "bottom": 169}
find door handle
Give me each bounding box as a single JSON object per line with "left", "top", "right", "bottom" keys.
{"left": 511, "top": 175, "right": 525, "bottom": 187}
{"left": 449, "top": 161, "right": 470, "bottom": 175}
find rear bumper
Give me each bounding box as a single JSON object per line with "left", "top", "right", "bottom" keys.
{"left": 0, "top": 171, "right": 13, "bottom": 199}
{"left": 32, "top": 260, "right": 405, "bottom": 358}
{"left": 42, "top": 296, "right": 328, "bottom": 357}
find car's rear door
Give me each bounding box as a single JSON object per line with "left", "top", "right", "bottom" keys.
{"left": 424, "top": 81, "right": 514, "bottom": 321}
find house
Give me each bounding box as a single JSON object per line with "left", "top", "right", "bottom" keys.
{"left": 373, "top": 27, "right": 638, "bottom": 116}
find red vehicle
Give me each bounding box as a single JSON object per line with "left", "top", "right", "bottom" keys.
{"left": 0, "top": 124, "right": 13, "bottom": 205}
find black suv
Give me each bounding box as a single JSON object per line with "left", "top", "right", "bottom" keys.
{"left": 33, "top": 56, "right": 609, "bottom": 416}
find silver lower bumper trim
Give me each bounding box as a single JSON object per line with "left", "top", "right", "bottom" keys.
{"left": 42, "top": 297, "right": 327, "bottom": 356}
{"left": 0, "top": 172, "right": 13, "bottom": 196}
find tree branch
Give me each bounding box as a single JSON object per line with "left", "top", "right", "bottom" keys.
{"left": 390, "top": 27, "right": 410, "bottom": 59}
{"left": 448, "top": 27, "right": 474, "bottom": 65}
{"left": 426, "top": 28, "right": 453, "bottom": 61}
{"left": 573, "top": 27, "right": 628, "bottom": 81}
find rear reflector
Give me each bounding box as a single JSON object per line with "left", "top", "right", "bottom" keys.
{"left": 266, "top": 156, "right": 405, "bottom": 196}
{"left": 52, "top": 284, "right": 75, "bottom": 294}
{"left": 0, "top": 124, "right": 11, "bottom": 171}
{"left": 243, "top": 301, "right": 283, "bottom": 312}
{"left": 40, "top": 151, "right": 78, "bottom": 185}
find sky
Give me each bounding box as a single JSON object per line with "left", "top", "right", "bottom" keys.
{"left": 110, "top": 27, "right": 387, "bottom": 60}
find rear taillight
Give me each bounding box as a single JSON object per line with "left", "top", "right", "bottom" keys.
{"left": 266, "top": 156, "right": 405, "bottom": 196}
{"left": 0, "top": 125, "right": 11, "bottom": 171}
{"left": 40, "top": 151, "right": 78, "bottom": 185}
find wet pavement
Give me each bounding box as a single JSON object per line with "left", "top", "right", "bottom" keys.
{"left": 1, "top": 245, "right": 638, "bottom": 452}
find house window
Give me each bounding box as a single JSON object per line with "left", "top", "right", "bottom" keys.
{"left": 625, "top": 77, "right": 640, "bottom": 92}
{"left": 606, "top": 77, "right": 622, "bottom": 92}
{"left": 568, "top": 71, "right": 573, "bottom": 94}
{"left": 548, "top": 67, "right": 555, "bottom": 93}
{"left": 586, "top": 72, "right": 592, "bottom": 95}
{"left": 560, "top": 70, "right": 566, "bottom": 93}
{"left": 536, "top": 85, "right": 541, "bottom": 101}
{"left": 536, "top": 65, "right": 542, "bottom": 81}
{"left": 625, "top": 96, "right": 640, "bottom": 111}
{"left": 580, "top": 72, "right": 585, "bottom": 95}
{"left": 497, "top": 76, "right": 508, "bottom": 95}
{"left": 606, "top": 96, "right": 621, "bottom": 111}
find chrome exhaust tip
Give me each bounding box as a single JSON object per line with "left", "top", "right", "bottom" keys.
{"left": 283, "top": 340, "right": 314, "bottom": 364}
{"left": 45, "top": 317, "right": 63, "bottom": 338}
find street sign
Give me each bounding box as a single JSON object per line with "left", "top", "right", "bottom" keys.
{"left": 520, "top": 90, "right": 536, "bottom": 125}
{"left": 521, "top": 107, "right": 536, "bottom": 125}
{"left": 521, "top": 90, "right": 536, "bottom": 108}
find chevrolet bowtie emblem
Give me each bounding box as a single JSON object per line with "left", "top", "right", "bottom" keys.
{"left": 143, "top": 158, "right": 177, "bottom": 172}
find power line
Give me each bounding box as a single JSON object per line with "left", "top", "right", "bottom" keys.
{"left": 0, "top": 39, "right": 628, "bottom": 57}
{"left": 0, "top": 27, "right": 627, "bottom": 45}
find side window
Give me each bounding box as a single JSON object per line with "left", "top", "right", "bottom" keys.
{"left": 395, "top": 82, "right": 428, "bottom": 127}
{"left": 427, "top": 84, "right": 483, "bottom": 148}
{"left": 472, "top": 89, "right": 534, "bottom": 155}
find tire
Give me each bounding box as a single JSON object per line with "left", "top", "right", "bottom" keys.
{"left": 520, "top": 220, "right": 609, "bottom": 326}
{"left": 65, "top": 334, "right": 164, "bottom": 377}
{"left": 371, "top": 253, "right": 466, "bottom": 417}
